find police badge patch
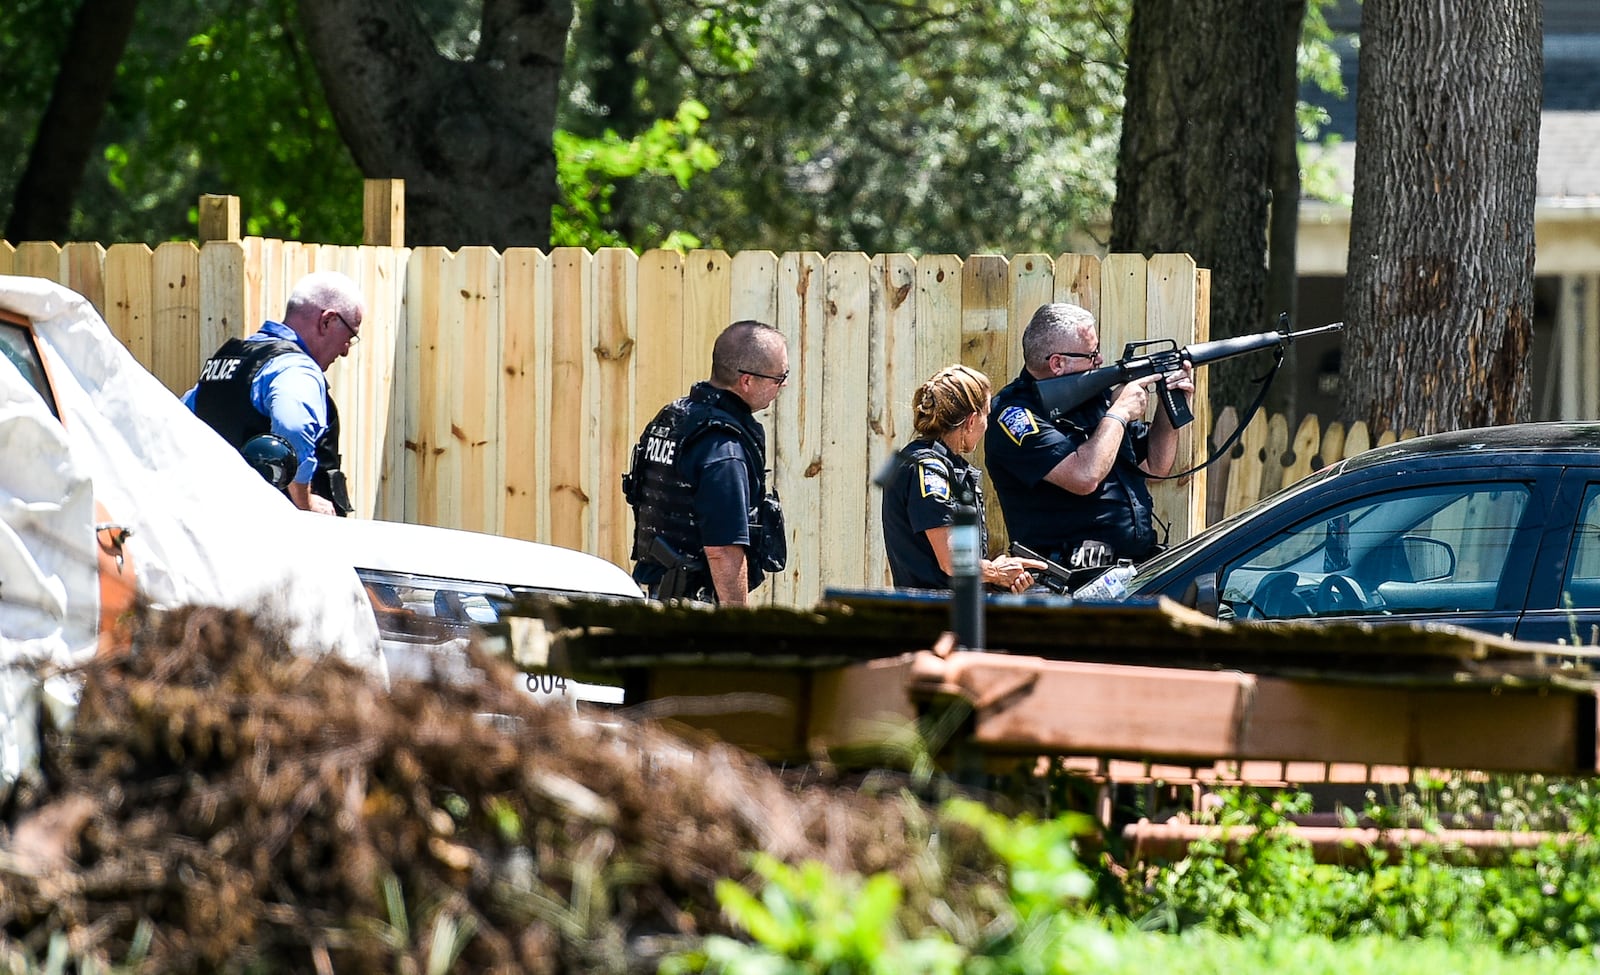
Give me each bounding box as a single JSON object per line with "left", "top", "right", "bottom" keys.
{"left": 917, "top": 461, "right": 951, "bottom": 500}
{"left": 998, "top": 405, "right": 1040, "bottom": 445}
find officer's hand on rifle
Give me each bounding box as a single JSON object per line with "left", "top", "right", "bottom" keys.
{"left": 1109, "top": 373, "right": 1162, "bottom": 425}
{"left": 1150, "top": 362, "right": 1196, "bottom": 430}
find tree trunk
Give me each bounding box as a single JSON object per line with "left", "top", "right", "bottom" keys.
{"left": 1112, "top": 0, "right": 1290, "bottom": 415}
{"left": 1266, "top": 0, "right": 1308, "bottom": 421}
{"left": 1339, "top": 0, "right": 1540, "bottom": 433}
{"left": 298, "top": 0, "right": 572, "bottom": 248}
{"left": 5, "top": 0, "right": 141, "bottom": 242}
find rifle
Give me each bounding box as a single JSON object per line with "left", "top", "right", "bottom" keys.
{"left": 1036, "top": 318, "right": 1344, "bottom": 428}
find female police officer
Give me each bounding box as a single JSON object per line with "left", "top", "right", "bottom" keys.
{"left": 880, "top": 365, "right": 1043, "bottom": 592}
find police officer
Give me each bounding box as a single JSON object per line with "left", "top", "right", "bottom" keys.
{"left": 882, "top": 364, "right": 1042, "bottom": 592}
{"left": 984, "top": 302, "right": 1194, "bottom": 566}
{"left": 623, "top": 320, "right": 789, "bottom": 605}
{"left": 184, "top": 271, "right": 364, "bottom": 515}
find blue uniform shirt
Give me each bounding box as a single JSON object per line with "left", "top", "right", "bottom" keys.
{"left": 984, "top": 368, "right": 1157, "bottom": 562}
{"left": 183, "top": 321, "right": 329, "bottom": 484}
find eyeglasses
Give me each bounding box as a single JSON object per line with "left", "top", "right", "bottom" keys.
{"left": 332, "top": 312, "right": 361, "bottom": 345}
{"left": 1051, "top": 348, "right": 1099, "bottom": 362}
{"left": 739, "top": 368, "right": 789, "bottom": 384}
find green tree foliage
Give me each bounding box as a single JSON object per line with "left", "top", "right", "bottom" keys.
{"left": 561, "top": 0, "right": 1131, "bottom": 255}
{"left": 2, "top": 0, "right": 362, "bottom": 243}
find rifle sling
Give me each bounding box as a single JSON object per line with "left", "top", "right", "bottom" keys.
{"left": 1147, "top": 347, "right": 1285, "bottom": 483}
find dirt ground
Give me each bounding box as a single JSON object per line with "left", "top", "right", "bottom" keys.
{"left": 0, "top": 605, "right": 1004, "bottom": 974}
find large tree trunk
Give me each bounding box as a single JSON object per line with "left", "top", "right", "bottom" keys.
{"left": 298, "top": 0, "right": 572, "bottom": 248}
{"left": 1112, "top": 0, "right": 1292, "bottom": 414}
{"left": 1340, "top": 0, "right": 1540, "bottom": 433}
{"left": 1265, "top": 0, "right": 1307, "bottom": 420}
{"left": 5, "top": 0, "right": 141, "bottom": 242}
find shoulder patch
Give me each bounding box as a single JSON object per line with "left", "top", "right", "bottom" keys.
{"left": 917, "top": 460, "right": 951, "bottom": 501}
{"left": 997, "top": 405, "right": 1041, "bottom": 446}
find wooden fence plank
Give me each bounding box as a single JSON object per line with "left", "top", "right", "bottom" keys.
{"left": 867, "top": 252, "right": 918, "bottom": 587}
{"left": 1147, "top": 253, "right": 1200, "bottom": 544}
{"left": 916, "top": 256, "right": 964, "bottom": 385}
{"left": 16, "top": 242, "right": 62, "bottom": 283}
{"left": 342, "top": 244, "right": 408, "bottom": 522}
{"left": 63, "top": 242, "right": 106, "bottom": 314}
{"left": 769, "top": 252, "right": 826, "bottom": 607}
{"left": 199, "top": 240, "right": 247, "bottom": 357}
{"left": 730, "top": 250, "right": 779, "bottom": 326}
{"left": 1284, "top": 413, "right": 1322, "bottom": 486}
{"left": 1207, "top": 406, "right": 1241, "bottom": 526}
{"left": 1053, "top": 253, "right": 1101, "bottom": 319}
{"left": 821, "top": 252, "right": 872, "bottom": 592}
{"left": 548, "top": 247, "right": 594, "bottom": 552}
{"left": 1100, "top": 254, "right": 1148, "bottom": 365}
{"left": 0, "top": 241, "right": 13, "bottom": 275}
{"left": 1257, "top": 412, "right": 1290, "bottom": 499}
{"left": 502, "top": 247, "right": 552, "bottom": 543}
{"left": 404, "top": 249, "right": 444, "bottom": 526}
{"left": 635, "top": 250, "right": 687, "bottom": 433}
{"left": 1344, "top": 421, "right": 1371, "bottom": 459}
{"left": 594, "top": 247, "right": 638, "bottom": 568}
{"left": 683, "top": 249, "right": 730, "bottom": 379}
{"left": 104, "top": 244, "right": 153, "bottom": 366}
{"left": 962, "top": 255, "right": 1011, "bottom": 552}
{"left": 150, "top": 242, "right": 201, "bottom": 394}
{"left": 1225, "top": 412, "right": 1269, "bottom": 518}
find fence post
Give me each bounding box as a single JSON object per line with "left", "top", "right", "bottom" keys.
{"left": 199, "top": 195, "right": 247, "bottom": 356}
{"left": 364, "top": 179, "right": 405, "bottom": 248}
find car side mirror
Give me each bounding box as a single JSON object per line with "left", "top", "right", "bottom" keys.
{"left": 1181, "top": 571, "right": 1221, "bottom": 616}
{"left": 1401, "top": 534, "right": 1455, "bottom": 582}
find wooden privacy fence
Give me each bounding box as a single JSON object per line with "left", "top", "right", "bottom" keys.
{"left": 1207, "top": 406, "right": 1412, "bottom": 524}
{"left": 0, "top": 207, "right": 1211, "bottom": 609}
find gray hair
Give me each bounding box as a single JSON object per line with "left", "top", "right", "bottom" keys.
{"left": 1021, "top": 302, "right": 1096, "bottom": 373}
{"left": 285, "top": 271, "right": 365, "bottom": 322}
{"left": 710, "top": 320, "right": 785, "bottom": 386}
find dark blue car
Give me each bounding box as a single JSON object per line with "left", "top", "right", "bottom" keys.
{"left": 1123, "top": 422, "right": 1600, "bottom": 645}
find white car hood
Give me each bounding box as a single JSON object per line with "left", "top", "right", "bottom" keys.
{"left": 311, "top": 512, "right": 642, "bottom": 598}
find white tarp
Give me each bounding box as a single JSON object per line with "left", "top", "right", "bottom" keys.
{"left": 0, "top": 275, "right": 383, "bottom": 778}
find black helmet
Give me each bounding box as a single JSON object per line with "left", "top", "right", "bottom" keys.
{"left": 241, "top": 433, "right": 295, "bottom": 490}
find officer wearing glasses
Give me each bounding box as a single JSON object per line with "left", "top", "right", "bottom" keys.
{"left": 623, "top": 320, "right": 789, "bottom": 605}
{"left": 185, "top": 271, "right": 364, "bottom": 516}
{"left": 985, "top": 302, "right": 1194, "bottom": 567}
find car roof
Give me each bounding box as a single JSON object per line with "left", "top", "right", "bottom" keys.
{"left": 1338, "top": 421, "right": 1600, "bottom": 474}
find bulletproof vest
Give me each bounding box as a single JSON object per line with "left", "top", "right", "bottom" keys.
{"left": 192, "top": 336, "right": 350, "bottom": 514}
{"left": 623, "top": 384, "right": 786, "bottom": 586}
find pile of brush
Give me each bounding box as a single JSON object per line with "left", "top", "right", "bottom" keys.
{"left": 0, "top": 605, "right": 989, "bottom": 974}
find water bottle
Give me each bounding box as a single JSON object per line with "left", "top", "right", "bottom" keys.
{"left": 1074, "top": 559, "right": 1136, "bottom": 601}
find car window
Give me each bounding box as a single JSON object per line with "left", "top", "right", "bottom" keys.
{"left": 1560, "top": 484, "right": 1600, "bottom": 609}
{"left": 1219, "top": 483, "right": 1531, "bottom": 620}
{"left": 0, "top": 315, "right": 59, "bottom": 417}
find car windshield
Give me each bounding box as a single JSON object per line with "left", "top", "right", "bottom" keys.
{"left": 1126, "top": 462, "right": 1345, "bottom": 590}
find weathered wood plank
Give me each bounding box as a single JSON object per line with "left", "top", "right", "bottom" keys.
{"left": 769, "top": 252, "right": 826, "bottom": 608}
{"left": 594, "top": 248, "right": 637, "bottom": 568}
{"left": 502, "top": 247, "right": 551, "bottom": 542}
{"left": 548, "top": 247, "right": 593, "bottom": 552}
{"left": 150, "top": 242, "right": 201, "bottom": 395}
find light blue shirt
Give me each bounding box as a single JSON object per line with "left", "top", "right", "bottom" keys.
{"left": 183, "top": 321, "right": 329, "bottom": 484}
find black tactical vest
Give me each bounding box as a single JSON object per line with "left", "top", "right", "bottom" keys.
{"left": 622, "top": 383, "right": 786, "bottom": 590}
{"left": 192, "top": 336, "right": 351, "bottom": 515}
